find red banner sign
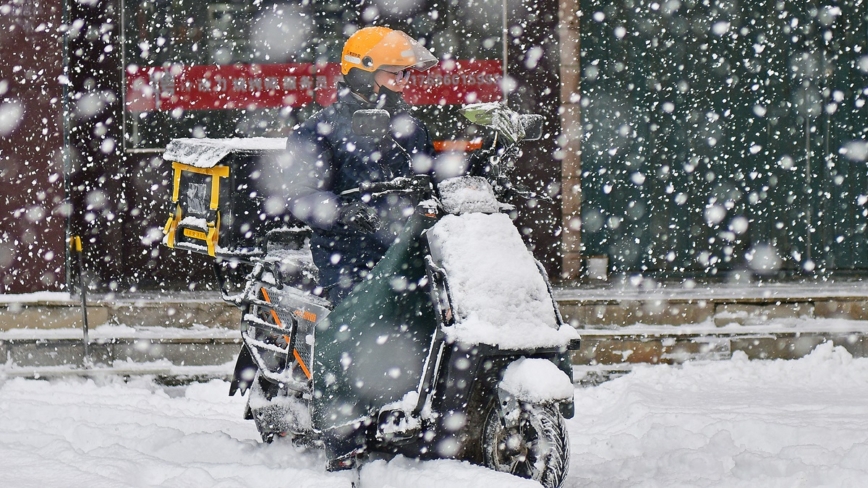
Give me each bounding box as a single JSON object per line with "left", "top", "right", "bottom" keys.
{"left": 126, "top": 60, "right": 503, "bottom": 112}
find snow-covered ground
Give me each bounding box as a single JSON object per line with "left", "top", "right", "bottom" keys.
{"left": 570, "top": 343, "right": 868, "bottom": 487}
{"left": 2, "top": 342, "right": 867, "bottom": 487}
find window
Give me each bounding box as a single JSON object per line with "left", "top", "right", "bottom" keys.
{"left": 122, "top": 0, "right": 506, "bottom": 151}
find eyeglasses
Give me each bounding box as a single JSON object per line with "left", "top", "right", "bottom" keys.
{"left": 382, "top": 69, "right": 411, "bottom": 83}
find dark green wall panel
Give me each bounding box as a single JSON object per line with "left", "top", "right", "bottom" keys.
{"left": 581, "top": 0, "right": 868, "bottom": 277}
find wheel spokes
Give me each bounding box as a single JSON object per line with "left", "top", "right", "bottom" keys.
{"left": 508, "top": 457, "right": 523, "bottom": 473}
{"left": 525, "top": 459, "right": 542, "bottom": 480}
{"left": 485, "top": 402, "right": 568, "bottom": 487}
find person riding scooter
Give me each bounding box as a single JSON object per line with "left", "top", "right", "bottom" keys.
{"left": 282, "top": 26, "right": 438, "bottom": 303}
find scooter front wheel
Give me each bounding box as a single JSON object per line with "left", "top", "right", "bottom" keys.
{"left": 482, "top": 401, "right": 570, "bottom": 488}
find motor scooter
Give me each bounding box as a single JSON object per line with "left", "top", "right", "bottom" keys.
{"left": 220, "top": 104, "right": 581, "bottom": 487}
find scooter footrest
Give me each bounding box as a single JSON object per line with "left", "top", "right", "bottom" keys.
{"left": 376, "top": 409, "right": 421, "bottom": 441}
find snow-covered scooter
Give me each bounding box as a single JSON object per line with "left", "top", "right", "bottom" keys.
{"left": 224, "top": 104, "right": 580, "bottom": 487}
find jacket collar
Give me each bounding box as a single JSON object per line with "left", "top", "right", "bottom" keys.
{"left": 337, "top": 82, "right": 374, "bottom": 109}
{"left": 337, "top": 82, "right": 411, "bottom": 114}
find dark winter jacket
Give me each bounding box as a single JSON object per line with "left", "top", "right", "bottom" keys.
{"left": 283, "top": 83, "right": 434, "bottom": 300}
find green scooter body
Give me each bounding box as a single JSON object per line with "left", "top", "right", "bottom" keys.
{"left": 312, "top": 212, "right": 439, "bottom": 432}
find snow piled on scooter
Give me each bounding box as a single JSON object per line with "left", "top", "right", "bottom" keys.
{"left": 427, "top": 212, "right": 578, "bottom": 349}
{"left": 500, "top": 357, "right": 574, "bottom": 403}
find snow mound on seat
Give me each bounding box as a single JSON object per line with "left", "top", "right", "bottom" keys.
{"left": 437, "top": 176, "right": 502, "bottom": 215}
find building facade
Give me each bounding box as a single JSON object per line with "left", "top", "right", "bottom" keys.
{"left": 1, "top": 0, "right": 566, "bottom": 294}
{"left": 2, "top": 0, "right": 866, "bottom": 294}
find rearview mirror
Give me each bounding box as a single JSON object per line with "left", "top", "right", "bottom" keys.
{"left": 460, "top": 103, "right": 545, "bottom": 142}
{"left": 353, "top": 109, "right": 391, "bottom": 138}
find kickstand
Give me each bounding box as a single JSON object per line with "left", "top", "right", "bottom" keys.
{"left": 326, "top": 448, "right": 364, "bottom": 486}
{"left": 350, "top": 463, "right": 362, "bottom": 488}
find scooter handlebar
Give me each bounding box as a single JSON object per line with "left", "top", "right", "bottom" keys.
{"left": 359, "top": 175, "right": 433, "bottom": 196}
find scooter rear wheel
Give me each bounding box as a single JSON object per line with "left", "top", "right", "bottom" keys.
{"left": 482, "top": 401, "right": 570, "bottom": 488}
{"left": 249, "top": 375, "right": 283, "bottom": 443}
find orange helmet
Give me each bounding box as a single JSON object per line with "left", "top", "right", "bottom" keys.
{"left": 341, "top": 26, "right": 438, "bottom": 76}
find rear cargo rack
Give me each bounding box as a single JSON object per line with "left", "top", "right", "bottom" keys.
{"left": 238, "top": 281, "right": 331, "bottom": 392}
{"left": 161, "top": 138, "right": 310, "bottom": 259}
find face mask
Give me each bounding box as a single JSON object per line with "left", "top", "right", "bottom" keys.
{"left": 376, "top": 86, "right": 407, "bottom": 111}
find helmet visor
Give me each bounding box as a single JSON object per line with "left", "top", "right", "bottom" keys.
{"left": 364, "top": 30, "right": 438, "bottom": 72}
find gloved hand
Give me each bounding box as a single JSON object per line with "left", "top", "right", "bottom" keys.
{"left": 468, "top": 132, "right": 516, "bottom": 178}
{"left": 407, "top": 174, "right": 433, "bottom": 194}
{"left": 336, "top": 202, "right": 380, "bottom": 233}
{"left": 499, "top": 181, "right": 551, "bottom": 202}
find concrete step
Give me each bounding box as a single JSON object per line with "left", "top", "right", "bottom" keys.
{"left": 574, "top": 321, "right": 868, "bottom": 366}
{"left": 1, "top": 363, "right": 234, "bottom": 384}
{"left": 4, "top": 284, "right": 868, "bottom": 372}
{"left": 5, "top": 320, "right": 867, "bottom": 374}
{"left": 6, "top": 283, "right": 868, "bottom": 332}
{"left": 0, "top": 292, "right": 240, "bottom": 331}
{"left": 555, "top": 280, "right": 868, "bottom": 327}
{"left": 0, "top": 325, "right": 241, "bottom": 373}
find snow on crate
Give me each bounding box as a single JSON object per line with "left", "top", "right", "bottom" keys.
{"left": 163, "top": 137, "right": 288, "bottom": 168}
{"left": 178, "top": 215, "right": 208, "bottom": 231}
{"left": 427, "top": 212, "right": 578, "bottom": 349}
{"left": 500, "top": 358, "right": 574, "bottom": 403}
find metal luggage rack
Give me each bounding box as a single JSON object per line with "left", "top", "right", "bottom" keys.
{"left": 217, "top": 246, "right": 318, "bottom": 302}
{"left": 239, "top": 280, "right": 331, "bottom": 392}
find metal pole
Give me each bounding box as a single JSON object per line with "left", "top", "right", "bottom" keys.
{"left": 62, "top": 0, "right": 73, "bottom": 294}
{"left": 70, "top": 236, "right": 90, "bottom": 363}
{"left": 805, "top": 115, "right": 812, "bottom": 264}
{"left": 501, "top": 0, "right": 508, "bottom": 86}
